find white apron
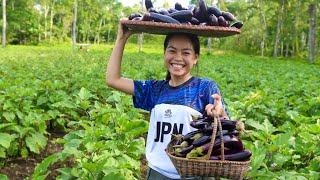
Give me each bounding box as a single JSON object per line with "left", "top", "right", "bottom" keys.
{"left": 146, "top": 104, "right": 202, "bottom": 179}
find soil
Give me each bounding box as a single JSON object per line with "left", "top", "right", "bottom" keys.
{"left": 0, "top": 131, "right": 72, "bottom": 180}
{"left": 0, "top": 130, "right": 149, "bottom": 180}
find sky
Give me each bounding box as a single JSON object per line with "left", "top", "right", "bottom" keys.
{"left": 119, "top": 0, "right": 191, "bottom": 8}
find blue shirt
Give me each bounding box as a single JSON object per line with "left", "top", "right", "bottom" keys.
{"left": 133, "top": 77, "right": 228, "bottom": 114}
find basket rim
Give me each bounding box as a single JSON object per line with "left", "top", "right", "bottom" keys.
{"left": 165, "top": 149, "right": 251, "bottom": 165}
{"left": 121, "top": 19, "right": 241, "bottom": 37}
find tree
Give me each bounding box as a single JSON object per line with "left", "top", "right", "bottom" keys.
{"left": 2, "top": 0, "right": 6, "bottom": 48}
{"left": 273, "top": 0, "right": 285, "bottom": 58}
{"left": 72, "top": 0, "right": 77, "bottom": 50}
{"left": 307, "top": 3, "right": 317, "bottom": 63}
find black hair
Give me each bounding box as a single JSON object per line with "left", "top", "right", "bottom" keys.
{"left": 163, "top": 33, "right": 200, "bottom": 81}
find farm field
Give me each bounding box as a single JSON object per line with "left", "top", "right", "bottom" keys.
{"left": 0, "top": 44, "right": 319, "bottom": 179}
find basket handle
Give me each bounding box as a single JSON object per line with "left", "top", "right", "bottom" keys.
{"left": 205, "top": 116, "right": 225, "bottom": 160}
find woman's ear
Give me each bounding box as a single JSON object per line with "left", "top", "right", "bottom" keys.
{"left": 194, "top": 54, "right": 199, "bottom": 65}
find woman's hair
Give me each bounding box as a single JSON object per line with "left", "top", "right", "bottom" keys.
{"left": 163, "top": 33, "right": 200, "bottom": 81}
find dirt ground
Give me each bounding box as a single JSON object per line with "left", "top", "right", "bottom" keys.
{"left": 0, "top": 131, "right": 148, "bottom": 180}
{"left": 0, "top": 132, "right": 69, "bottom": 180}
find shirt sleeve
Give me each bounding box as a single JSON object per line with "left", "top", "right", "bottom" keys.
{"left": 133, "top": 80, "right": 156, "bottom": 112}
{"left": 206, "top": 81, "right": 230, "bottom": 117}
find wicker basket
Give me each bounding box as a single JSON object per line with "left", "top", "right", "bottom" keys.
{"left": 121, "top": 20, "right": 241, "bottom": 37}
{"left": 166, "top": 117, "right": 251, "bottom": 179}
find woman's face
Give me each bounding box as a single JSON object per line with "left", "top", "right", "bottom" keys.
{"left": 164, "top": 35, "right": 198, "bottom": 80}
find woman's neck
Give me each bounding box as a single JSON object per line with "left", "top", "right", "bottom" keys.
{"left": 169, "top": 75, "right": 192, "bottom": 87}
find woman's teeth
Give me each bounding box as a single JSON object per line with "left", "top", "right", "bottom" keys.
{"left": 172, "top": 64, "right": 183, "bottom": 68}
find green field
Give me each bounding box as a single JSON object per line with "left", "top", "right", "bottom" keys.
{"left": 0, "top": 44, "right": 319, "bottom": 179}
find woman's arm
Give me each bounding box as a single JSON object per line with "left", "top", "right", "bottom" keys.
{"left": 106, "top": 22, "right": 135, "bottom": 95}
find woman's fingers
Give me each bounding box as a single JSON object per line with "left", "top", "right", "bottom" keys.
{"left": 205, "top": 104, "right": 214, "bottom": 116}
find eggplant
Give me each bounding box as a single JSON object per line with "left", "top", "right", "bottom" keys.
{"left": 147, "top": 13, "right": 181, "bottom": 24}
{"left": 132, "top": 17, "right": 142, "bottom": 21}
{"left": 207, "top": 6, "right": 222, "bottom": 17}
{"left": 180, "top": 145, "right": 194, "bottom": 155}
{"left": 190, "top": 120, "right": 209, "bottom": 129}
{"left": 192, "top": 135, "right": 211, "bottom": 147}
{"left": 213, "top": 135, "right": 244, "bottom": 152}
{"left": 145, "top": 0, "right": 153, "bottom": 11}
{"left": 198, "top": 0, "right": 208, "bottom": 21}
{"left": 190, "top": 132, "right": 204, "bottom": 141}
{"left": 207, "top": 14, "right": 219, "bottom": 26}
{"left": 218, "top": 16, "right": 228, "bottom": 27}
{"left": 186, "top": 143, "right": 211, "bottom": 159}
{"left": 183, "top": 130, "right": 202, "bottom": 141}
{"left": 230, "top": 21, "right": 243, "bottom": 29}
{"left": 172, "top": 140, "right": 189, "bottom": 148}
{"left": 128, "top": 13, "right": 142, "bottom": 20}
{"left": 170, "top": 10, "right": 193, "bottom": 22}
{"left": 210, "top": 150, "right": 252, "bottom": 161}
{"left": 211, "top": 146, "right": 241, "bottom": 156}
{"left": 175, "top": 2, "right": 183, "bottom": 10}
{"left": 220, "top": 119, "right": 237, "bottom": 130}
{"left": 190, "top": 17, "right": 200, "bottom": 25}
{"left": 158, "top": 8, "right": 170, "bottom": 16}
{"left": 222, "top": 11, "right": 236, "bottom": 21}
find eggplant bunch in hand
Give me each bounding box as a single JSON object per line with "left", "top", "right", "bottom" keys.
{"left": 169, "top": 115, "right": 251, "bottom": 161}
{"left": 127, "top": 0, "right": 243, "bottom": 29}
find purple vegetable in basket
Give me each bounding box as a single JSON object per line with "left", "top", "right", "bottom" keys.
{"left": 210, "top": 150, "right": 252, "bottom": 161}
{"left": 213, "top": 135, "right": 244, "bottom": 152}
{"left": 186, "top": 142, "right": 211, "bottom": 159}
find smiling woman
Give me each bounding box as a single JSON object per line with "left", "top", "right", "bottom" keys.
{"left": 106, "top": 20, "right": 230, "bottom": 179}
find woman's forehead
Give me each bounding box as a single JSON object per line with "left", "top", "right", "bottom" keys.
{"left": 167, "top": 35, "right": 193, "bottom": 49}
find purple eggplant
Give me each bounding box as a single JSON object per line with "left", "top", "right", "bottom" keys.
{"left": 207, "top": 14, "right": 219, "bottom": 26}
{"left": 174, "top": 2, "right": 183, "bottom": 10}
{"left": 192, "top": 135, "right": 211, "bottom": 147}
{"left": 222, "top": 11, "right": 236, "bottom": 21}
{"left": 210, "top": 150, "right": 252, "bottom": 161}
{"left": 147, "top": 13, "right": 181, "bottom": 24}
{"left": 213, "top": 135, "right": 244, "bottom": 152}
{"left": 145, "top": 0, "right": 153, "bottom": 11}
{"left": 170, "top": 10, "right": 193, "bottom": 22}
{"left": 190, "top": 17, "right": 200, "bottom": 25}
{"left": 183, "top": 130, "right": 202, "bottom": 141}
{"left": 186, "top": 142, "right": 211, "bottom": 159}
{"left": 207, "top": 6, "right": 222, "bottom": 17}
{"left": 190, "top": 120, "right": 209, "bottom": 129}
{"left": 128, "top": 13, "right": 142, "bottom": 20}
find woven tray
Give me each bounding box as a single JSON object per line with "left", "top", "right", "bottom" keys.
{"left": 121, "top": 20, "right": 240, "bottom": 37}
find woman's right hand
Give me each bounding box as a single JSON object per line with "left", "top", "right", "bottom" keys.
{"left": 116, "top": 20, "right": 133, "bottom": 41}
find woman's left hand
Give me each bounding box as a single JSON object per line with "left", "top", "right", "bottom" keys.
{"left": 205, "top": 94, "right": 229, "bottom": 119}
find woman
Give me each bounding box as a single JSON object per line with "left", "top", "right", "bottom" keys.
{"left": 106, "top": 22, "right": 229, "bottom": 180}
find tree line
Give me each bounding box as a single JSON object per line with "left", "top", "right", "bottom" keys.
{"left": 1, "top": 0, "right": 319, "bottom": 62}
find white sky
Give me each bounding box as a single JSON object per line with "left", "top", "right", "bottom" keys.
{"left": 119, "top": 0, "right": 190, "bottom": 8}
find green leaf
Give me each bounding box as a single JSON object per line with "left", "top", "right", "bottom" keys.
{"left": 0, "top": 147, "right": 6, "bottom": 158}
{"left": 25, "top": 132, "right": 47, "bottom": 154}
{"left": 78, "top": 87, "right": 93, "bottom": 100}
{"left": 102, "top": 172, "right": 126, "bottom": 180}
{"left": 2, "top": 112, "right": 15, "bottom": 122}
{"left": 0, "top": 133, "right": 15, "bottom": 149}
{"left": 0, "top": 123, "right": 15, "bottom": 130}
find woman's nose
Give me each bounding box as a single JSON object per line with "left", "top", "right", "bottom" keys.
{"left": 174, "top": 52, "right": 183, "bottom": 60}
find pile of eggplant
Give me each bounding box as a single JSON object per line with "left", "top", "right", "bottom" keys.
{"left": 128, "top": 0, "right": 243, "bottom": 29}
{"left": 170, "top": 116, "right": 251, "bottom": 161}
